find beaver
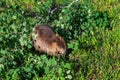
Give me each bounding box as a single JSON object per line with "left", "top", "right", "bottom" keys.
{"left": 32, "top": 24, "right": 66, "bottom": 56}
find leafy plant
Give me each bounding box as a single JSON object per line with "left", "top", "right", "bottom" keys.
{"left": 0, "top": 0, "right": 120, "bottom": 79}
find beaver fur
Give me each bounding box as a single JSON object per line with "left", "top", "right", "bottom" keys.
{"left": 32, "top": 24, "right": 66, "bottom": 56}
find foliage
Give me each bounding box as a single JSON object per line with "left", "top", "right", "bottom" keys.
{"left": 0, "top": 0, "right": 120, "bottom": 79}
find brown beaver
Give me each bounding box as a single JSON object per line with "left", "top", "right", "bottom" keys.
{"left": 32, "top": 24, "right": 66, "bottom": 56}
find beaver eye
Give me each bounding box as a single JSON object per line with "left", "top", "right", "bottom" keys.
{"left": 56, "top": 48, "right": 57, "bottom": 51}
{"left": 57, "top": 52, "right": 60, "bottom": 54}
{"left": 38, "top": 46, "right": 40, "bottom": 49}
{"left": 53, "top": 39, "right": 56, "bottom": 42}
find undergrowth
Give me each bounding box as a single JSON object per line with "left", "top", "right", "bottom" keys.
{"left": 0, "top": 0, "right": 120, "bottom": 79}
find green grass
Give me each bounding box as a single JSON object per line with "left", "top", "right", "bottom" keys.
{"left": 0, "top": 0, "right": 120, "bottom": 79}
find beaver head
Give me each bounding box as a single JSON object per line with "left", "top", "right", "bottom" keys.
{"left": 50, "top": 35, "right": 66, "bottom": 56}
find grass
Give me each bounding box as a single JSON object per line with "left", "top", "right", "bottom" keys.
{"left": 0, "top": 0, "right": 120, "bottom": 79}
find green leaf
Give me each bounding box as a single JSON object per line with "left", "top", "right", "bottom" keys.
{"left": 34, "top": 7, "right": 40, "bottom": 12}
{"left": 12, "top": 15, "right": 17, "bottom": 19}
{"left": 60, "top": 77, "right": 65, "bottom": 80}
{"left": 67, "top": 43, "right": 74, "bottom": 49}
{"left": 95, "top": 12, "right": 99, "bottom": 17}
{"left": 44, "top": 67, "right": 49, "bottom": 74}
{"left": 67, "top": 75, "right": 72, "bottom": 79}
{"left": 28, "top": 44, "right": 32, "bottom": 49}
{"left": 66, "top": 70, "right": 70, "bottom": 74}
{"left": 0, "top": 49, "right": 6, "bottom": 54}
{"left": 24, "top": 68, "right": 31, "bottom": 72}
{"left": 64, "top": 63, "right": 71, "bottom": 69}
{"left": 23, "top": 22, "right": 26, "bottom": 26}
{"left": 0, "top": 64, "right": 4, "bottom": 69}
{"left": 89, "top": 27, "right": 93, "bottom": 31}
{"left": 0, "top": 36, "right": 3, "bottom": 41}
{"left": 58, "top": 68, "right": 62, "bottom": 74}
{"left": 41, "top": 55, "right": 48, "bottom": 63}
{"left": 51, "top": 58, "right": 57, "bottom": 66}
{"left": 0, "top": 2, "right": 2, "bottom": 6}
{"left": 81, "top": 25, "right": 86, "bottom": 30}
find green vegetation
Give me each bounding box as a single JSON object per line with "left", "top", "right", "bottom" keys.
{"left": 0, "top": 0, "right": 120, "bottom": 79}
